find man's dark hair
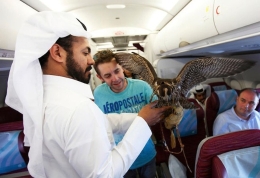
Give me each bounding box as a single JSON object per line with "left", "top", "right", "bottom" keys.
{"left": 38, "top": 35, "right": 74, "bottom": 68}
{"left": 93, "top": 50, "right": 118, "bottom": 75}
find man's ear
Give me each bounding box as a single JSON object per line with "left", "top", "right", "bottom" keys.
{"left": 96, "top": 74, "right": 105, "bottom": 82}
{"left": 49, "top": 44, "right": 66, "bottom": 63}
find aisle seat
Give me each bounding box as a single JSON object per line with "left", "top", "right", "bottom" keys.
{"left": 195, "top": 129, "right": 260, "bottom": 178}
{"left": 0, "top": 106, "right": 30, "bottom": 176}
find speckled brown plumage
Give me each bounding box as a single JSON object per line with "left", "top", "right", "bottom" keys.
{"left": 115, "top": 53, "right": 255, "bottom": 109}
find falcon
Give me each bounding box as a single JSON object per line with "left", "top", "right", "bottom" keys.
{"left": 115, "top": 52, "right": 255, "bottom": 147}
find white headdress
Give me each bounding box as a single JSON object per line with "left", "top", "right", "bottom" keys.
{"left": 194, "top": 84, "right": 205, "bottom": 94}
{"left": 5, "top": 11, "right": 91, "bottom": 177}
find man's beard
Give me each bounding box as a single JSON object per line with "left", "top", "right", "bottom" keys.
{"left": 66, "top": 51, "right": 91, "bottom": 84}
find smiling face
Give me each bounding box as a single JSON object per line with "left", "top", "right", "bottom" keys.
{"left": 235, "top": 89, "right": 259, "bottom": 120}
{"left": 65, "top": 37, "right": 94, "bottom": 84}
{"left": 96, "top": 59, "right": 127, "bottom": 93}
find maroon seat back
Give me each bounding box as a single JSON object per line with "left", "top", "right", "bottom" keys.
{"left": 195, "top": 129, "right": 260, "bottom": 178}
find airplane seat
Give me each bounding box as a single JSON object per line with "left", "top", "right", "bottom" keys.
{"left": 211, "top": 156, "right": 227, "bottom": 178}
{"left": 151, "top": 98, "right": 205, "bottom": 178}
{"left": 0, "top": 106, "right": 23, "bottom": 124}
{"left": 0, "top": 69, "right": 9, "bottom": 108}
{"left": 229, "top": 78, "right": 243, "bottom": 90}
{"left": 207, "top": 81, "right": 231, "bottom": 92}
{"left": 0, "top": 106, "right": 30, "bottom": 176}
{"left": 195, "top": 129, "right": 260, "bottom": 178}
{"left": 204, "top": 89, "right": 237, "bottom": 136}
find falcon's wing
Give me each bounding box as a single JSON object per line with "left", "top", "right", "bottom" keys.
{"left": 175, "top": 57, "right": 255, "bottom": 96}
{"left": 115, "top": 52, "right": 157, "bottom": 86}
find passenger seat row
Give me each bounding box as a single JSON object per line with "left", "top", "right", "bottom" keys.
{"left": 152, "top": 82, "right": 260, "bottom": 177}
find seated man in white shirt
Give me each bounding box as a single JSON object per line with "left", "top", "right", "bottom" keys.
{"left": 213, "top": 88, "right": 260, "bottom": 136}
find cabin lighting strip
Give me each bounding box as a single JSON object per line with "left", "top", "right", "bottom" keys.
{"left": 106, "top": 4, "right": 126, "bottom": 9}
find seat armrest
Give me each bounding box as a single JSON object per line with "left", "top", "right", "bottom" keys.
{"left": 0, "top": 121, "right": 23, "bottom": 132}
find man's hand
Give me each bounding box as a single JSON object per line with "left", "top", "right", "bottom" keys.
{"left": 138, "top": 101, "right": 172, "bottom": 126}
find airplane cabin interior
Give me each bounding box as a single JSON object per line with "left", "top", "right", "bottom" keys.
{"left": 1, "top": 0, "right": 260, "bottom": 177}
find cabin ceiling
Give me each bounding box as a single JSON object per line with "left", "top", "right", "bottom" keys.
{"left": 3, "top": 1, "right": 260, "bottom": 56}
{"left": 20, "top": 0, "right": 191, "bottom": 51}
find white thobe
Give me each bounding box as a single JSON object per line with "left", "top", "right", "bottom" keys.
{"left": 42, "top": 75, "right": 151, "bottom": 178}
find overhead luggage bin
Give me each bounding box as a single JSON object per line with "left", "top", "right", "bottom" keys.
{"left": 154, "top": 0, "right": 218, "bottom": 55}
{"left": 214, "top": 0, "right": 260, "bottom": 34}
{"left": 153, "top": 0, "right": 260, "bottom": 57}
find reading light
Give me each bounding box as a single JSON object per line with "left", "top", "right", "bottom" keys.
{"left": 106, "top": 4, "right": 126, "bottom": 9}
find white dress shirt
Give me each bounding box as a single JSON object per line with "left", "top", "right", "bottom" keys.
{"left": 213, "top": 107, "right": 260, "bottom": 136}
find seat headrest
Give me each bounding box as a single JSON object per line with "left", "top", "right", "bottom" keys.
{"left": 208, "top": 81, "right": 231, "bottom": 92}
{"left": 195, "top": 129, "right": 260, "bottom": 178}
{"left": 215, "top": 89, "right": 237, "bottom": 114}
